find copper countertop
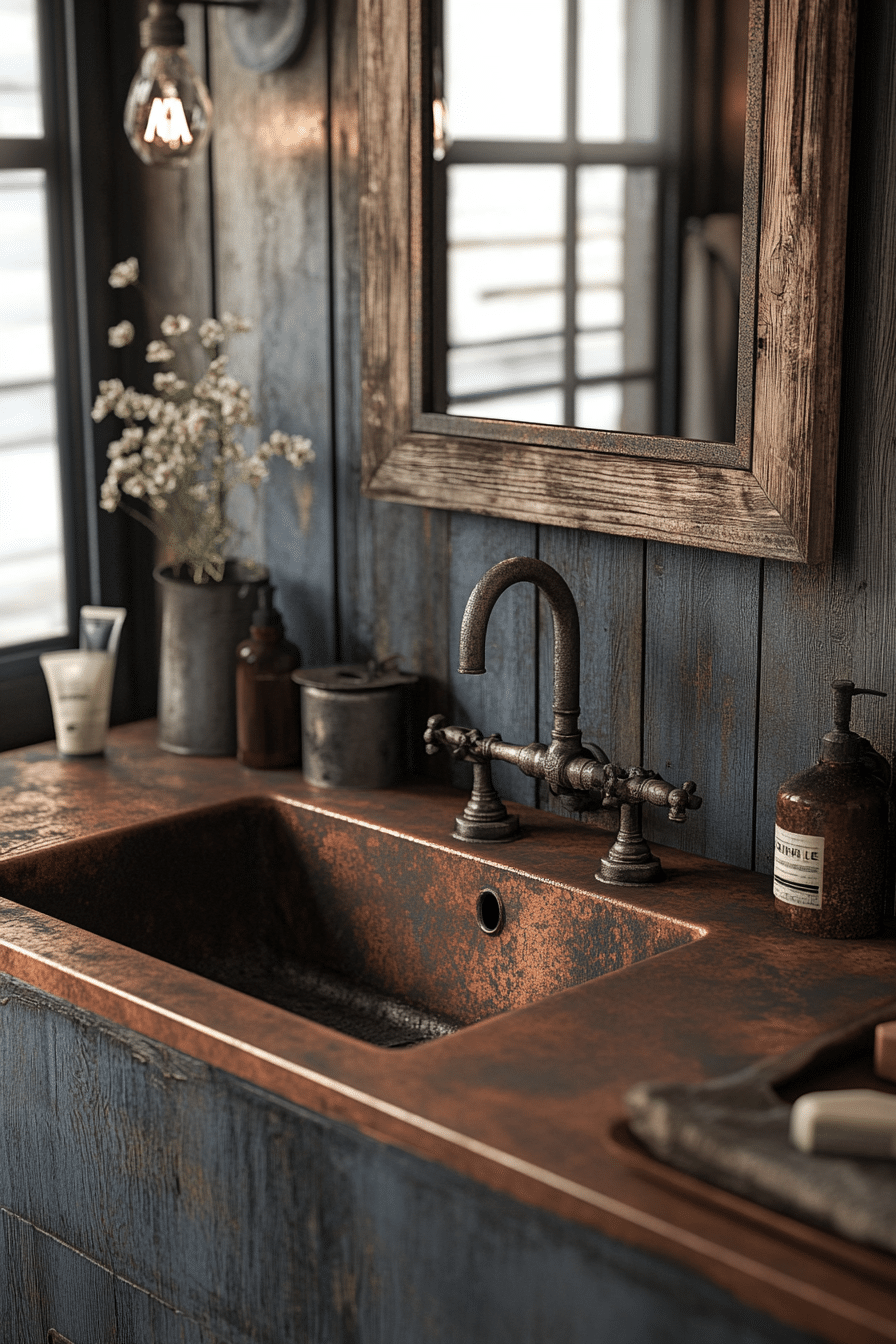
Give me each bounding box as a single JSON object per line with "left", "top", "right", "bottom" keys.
{"left": 1, "top": 721, "right": 895, "bottom": 1342}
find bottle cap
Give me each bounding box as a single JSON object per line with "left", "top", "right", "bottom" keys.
{"left": 821, "top": 679, "right": 886, "bottom": 762}
{"left": 251, "top": 583, "right": 282, "bottom": 630}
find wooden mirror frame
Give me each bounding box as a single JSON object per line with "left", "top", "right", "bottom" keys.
{"left": 359, "top": 0, "right": 855, "bottom": 563}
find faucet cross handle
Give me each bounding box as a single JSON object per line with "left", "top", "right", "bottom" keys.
{"left": 667, "top": 780, "right": 699, "bottom": 823}
{"left": 595, "top": 767, "right": 702, "bottom": 886}
{"left": 424, "top": 714, "right": 484, "bottom": 762}
{"left": 423, "top": 715, "right": 519, "bottom": 843}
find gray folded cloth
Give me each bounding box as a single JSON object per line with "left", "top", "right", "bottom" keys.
{"left": 626, "top": 1000, "right": 896, "bottom": 1255}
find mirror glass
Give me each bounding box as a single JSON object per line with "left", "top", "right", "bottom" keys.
{"left": 430, "top": 0, "right": 748, "bottom": 441}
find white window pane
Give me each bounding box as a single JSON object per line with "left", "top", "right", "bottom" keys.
{"left": 577, "top": 166, "right": 624, "bottom": 355}
{"left": 576, "top": 377, "right": 653, "bottom": 432}
{"left": 578, "top": 0, "right": 662, "bottom": 143}
{"left": 0, "top": 169, "right": 54, "bottom": 383}
{"left": 578, "top": 0, "right": 625, "bottom": 141}
{"left": 0, "top": 439, "right": 67, "bottom": 646}
{"left": 448, "top": 163, "right": 565, "bottom": 243}
{"left": 0, "top": 169, "right": 67, "bottom": 650}
{"left": 445, "top": 0, "right": 565, "bottom": 141}
{"left": 0, "top": 551, "right": 66, "bottom": 646}
{"left": 450, "top": 244, "right": 565, "bottom": 346}
{"left": 0, "top": 0, "right": 43, "bottom": 137}
{"left": 457, "top": 388, "right": 565, "bottom": 426}
{"left": 449, "top": 335, "right": 564, "bottom": 402}
{"left": 576, "top": 329, "right": 623, "bottom": 378}
{"left": 0, "top": 382, "right": 53, "bottom": 446}
{"left": 0, "top": 443, "right": 63, "bottom": 554}
{"left": 578, "top": 165, "right": 657, "bottom": 390}
{"left": 575, "top": 382, "right": 622, "bottom": 429}
{"left": 448, "top": 165, "right": 565, "bottom": 348}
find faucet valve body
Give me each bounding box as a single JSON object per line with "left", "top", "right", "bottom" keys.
{"left": 426, "top": 558, "right": 702, "bottom": 882}
{"left": 425, "top": 715, "right": 702, "bottom": 875}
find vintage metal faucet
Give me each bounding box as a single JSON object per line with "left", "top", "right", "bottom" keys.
{"left": 424, "top": 557, "right": 701, "bottom": 885}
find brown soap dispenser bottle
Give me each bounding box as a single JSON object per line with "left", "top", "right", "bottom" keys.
{"left": 774, "top": 680, "right": 889, "bottom": 938}
{"left": 236, "top": 584, "right": 301, "bottom": 769}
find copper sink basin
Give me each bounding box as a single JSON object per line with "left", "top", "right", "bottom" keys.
{"left": 1, "top": 797, "right": 702, "bottom": 1047}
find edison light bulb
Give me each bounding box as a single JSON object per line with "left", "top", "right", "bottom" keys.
{"left": 124, "top": 45, "right": 212, "bottom": 168}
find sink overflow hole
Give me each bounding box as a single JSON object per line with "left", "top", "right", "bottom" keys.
{"left": 476, "top": 888, "right": 505, "bottom": 936}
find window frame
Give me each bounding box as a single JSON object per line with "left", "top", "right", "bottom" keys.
{"left": 359, "top": 0, "right": 858, "bottom": 564}
{"left": 0, "top": 0, "right": 157, "bottom": 751}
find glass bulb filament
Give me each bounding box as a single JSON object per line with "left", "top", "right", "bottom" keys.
{"left": 143, "top": 96, "right": 193, "bottom": 147}
{"left": 124, "top": 46, "right": 212, "bottom": 167}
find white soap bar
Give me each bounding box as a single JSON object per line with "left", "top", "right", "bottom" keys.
{"left": 790, "top": 1089, "right": 896, "bottom": 1159}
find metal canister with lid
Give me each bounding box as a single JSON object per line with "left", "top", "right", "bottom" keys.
{"left": 291, "top": 658, "right": 418, "bottom": 788}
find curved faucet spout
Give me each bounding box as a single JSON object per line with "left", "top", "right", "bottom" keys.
{"left": 458, "top": 557, "right": 581, "bottom": 759}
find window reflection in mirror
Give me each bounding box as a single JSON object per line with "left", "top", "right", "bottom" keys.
{"left": 430, "top": 0, "right": 748, "bottom": 442}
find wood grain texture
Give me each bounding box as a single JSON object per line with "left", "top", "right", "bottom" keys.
{"left": 1, "top": 1209, "right": 215, "bottom": 1343}
{"left": 447, "top": 513, "right": 538, "bottom": 806}
{"left": 642, "top": 546, "right": 761, "bottom": 868}
{"left": 0, "top": 975, "right": 823, "bottom": 1344}
{"left": 752, "top": 0, "right": 857, "bottom": 563}
{"left": 358, "top": 0, "right": 857, "bottom": 563}
{"left": 207, "top": 10, "right": 335, "bottom": 665}
{"left": 754, "top": 0, "right": 896, "bottom": 878}
{"left": 368, "top": 437, "right": 808, "bottom": 559}
{"left": 358, "top": 0, "right": 411, "bottom": 481}
{"left": 331, "top": 0, "right": 452, "bottom": 777}
{"left": 538, "top": 527, "right": 644, "bottom": 828}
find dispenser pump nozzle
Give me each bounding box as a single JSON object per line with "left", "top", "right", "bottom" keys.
{"left": 251, "top": 583, "right": 281, "bottom": 631}
{"left": 823, "top": 679, "right": 886, "bottom": 762}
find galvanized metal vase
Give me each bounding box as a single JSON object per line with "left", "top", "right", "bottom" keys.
{"left": 155, "top": 562, "right": 267, "bottom": 756}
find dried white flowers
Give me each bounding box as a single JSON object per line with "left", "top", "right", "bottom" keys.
{"left": 96, "top": 258, "right": 314, "bottom": 583}
{"left": 108, "top": 256, "right": 140, "bottom": 289}
{"left": 107, "top": 320, "right": 135, "bottom": 348}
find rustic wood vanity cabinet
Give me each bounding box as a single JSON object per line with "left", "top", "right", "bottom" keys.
{"left": 1, "top": 725, "right": 895, "bottom": 1344}
{"left": 0, "top": 977, "right": 820, "bottom": 1344}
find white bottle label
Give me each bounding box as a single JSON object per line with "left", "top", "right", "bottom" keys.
{"left": 774, "top": 826, "right": 824, "bottom": 908}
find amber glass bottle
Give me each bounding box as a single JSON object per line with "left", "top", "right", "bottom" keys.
{"left": 774, "top": 680, "right": 889, "bottom": 938}
{"left": 235, "top": 585, "right": 301, "bottom": 768}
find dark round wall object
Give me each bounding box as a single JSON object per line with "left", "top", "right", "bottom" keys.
{"left": 476, "top": 888, "right": 505, "bottom": 936}
{"left": 225, "top": 0, "right": 315, "bottom": 74}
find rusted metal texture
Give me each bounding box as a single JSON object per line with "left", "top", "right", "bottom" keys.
{"left": 0, "top": 795, "right": 700, "bottom": 1038}
{"left": 2, "top": 722, "right": 896, "bottom": 1342}
{"left": 428, "top": 558, "right": 702, "bottom": 877}
{"left": 457, "top": 557, "right": 583, "bottom": 760}
{"left": 775, "top": 680, "right": 890, "bottom": 939}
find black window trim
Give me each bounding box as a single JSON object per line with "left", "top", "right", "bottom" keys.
{"left": 0, "top": 0, "right": 157, "bottom": 751}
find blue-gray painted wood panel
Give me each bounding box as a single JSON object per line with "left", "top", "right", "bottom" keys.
{"left": 208, "top": 11, "right": 336, "bottom": 668}
{"left": 0, "top": 974, "right": 824, "bottom": 1344}
{"left": 538, "top": 526, "right": 645, "bottom": 828}
{"left": 1, "top": 1209, "right": 217, "bottom": 1344}
{"left": 642, "top": 545, "right": 761, "bottom": 868}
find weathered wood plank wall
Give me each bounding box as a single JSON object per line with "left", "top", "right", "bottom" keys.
{"left": 0, "top": 973, "right": 822, "bottom": 1343}
{"left": 163, "top": 0, "right": 896, "bottom": 878}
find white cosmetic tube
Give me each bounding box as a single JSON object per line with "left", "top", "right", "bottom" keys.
{"left": 79, "top": 605, "right": 127, "bottom": 658}
{"left": 39, "top": 650, "right": 116, "bottom": 756}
